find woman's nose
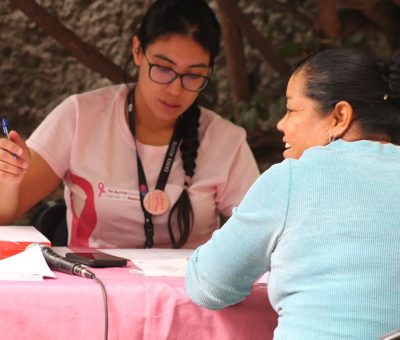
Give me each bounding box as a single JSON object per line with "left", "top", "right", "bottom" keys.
{"left": 276, "top": 114, "right": 286, "bottom": 132}
{"left": 166, "top": 77, "right": 183, "bottom": 96}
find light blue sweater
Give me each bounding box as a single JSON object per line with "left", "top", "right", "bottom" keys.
{"left": 186, "top": 140, "right": 400, "bottom": 339}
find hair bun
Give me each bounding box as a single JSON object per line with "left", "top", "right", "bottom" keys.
{"left": 387, "top": 51, "right": 400, "bottom": 99}
{"left": 377, "top": 59, "right": 390, "bottom": 84}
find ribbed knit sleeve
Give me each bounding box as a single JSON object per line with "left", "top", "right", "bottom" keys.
{"left": 186, "top": 140, "right": 400, "bottom": 339}
{"left": 186, "top": 160, "right": 291, "bottom": 310}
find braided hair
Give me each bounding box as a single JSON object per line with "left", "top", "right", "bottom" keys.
{"left": 168, "top": 104, "right": 200, "bottom": 248}
{"left": 133, "top": 0, "right": 220, "bottom": 247}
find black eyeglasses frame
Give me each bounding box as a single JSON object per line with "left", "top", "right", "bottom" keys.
{"left": 142, "top": 50, "right": 210, "bottom": 92}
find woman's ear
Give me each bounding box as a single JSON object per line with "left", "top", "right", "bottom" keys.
{"left": 132, "top": 36, "right": 142, "bottom": 66}
{"left": 331, "top": 101, "right": 354, "bottom": 138}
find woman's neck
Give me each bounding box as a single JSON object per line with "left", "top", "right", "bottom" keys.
{"left": 341, "top": 122, "right": 391, "bottom": 144}
{"left": 127, "top": 88, "right": 177, "bottom": 146}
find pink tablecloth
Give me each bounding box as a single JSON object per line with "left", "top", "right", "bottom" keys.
{"left": 0, "top": 263, "right": 277, "bottom": 340}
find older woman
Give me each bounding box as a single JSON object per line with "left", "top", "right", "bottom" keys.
{"left": 186, "top": 48, "right": 400, "bottom": 339}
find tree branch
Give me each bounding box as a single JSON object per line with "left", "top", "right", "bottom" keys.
{"left": 215, "top": 0, "right": 251, "bottom": 123}
{"left": 218, "top": 0, "right": 290, "bottom": 76}
{"left": 265, "top": 0, "right": 314, "bottom": 26}
{"left": 316, "top": 0, "right": 343, "bottom": 44}
{"left": 10, "top": 0, "right": 125, "bottom": 84}
{"left": 338, "top": 0, "right": 400, "bottom": 48}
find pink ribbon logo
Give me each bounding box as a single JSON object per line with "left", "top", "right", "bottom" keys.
{"left": 98, "top": 182, "right": 106, "bottom": 198}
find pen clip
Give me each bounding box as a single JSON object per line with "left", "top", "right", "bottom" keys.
{"left": 2, "top": 117, "right": 10, "bottom": 138}
{"left": 1, "top": 117, "right": 17, "bottom": 159}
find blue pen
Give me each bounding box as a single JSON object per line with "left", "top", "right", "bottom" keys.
{"left": 2, "top": 117, "right": 17, "bottom": 159}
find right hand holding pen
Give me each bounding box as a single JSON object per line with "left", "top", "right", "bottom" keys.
{"left": 0, "top": 130, "right": 30, "bottom": 184}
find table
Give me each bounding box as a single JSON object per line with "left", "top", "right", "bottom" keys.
{"left": 0, "top": 249, "right": 277, "bottom": 340}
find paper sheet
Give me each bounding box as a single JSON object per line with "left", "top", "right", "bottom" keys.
{"left": 0, "top": 226, "right": 51, "bottom": 243}
{"left": 101, "top": 248, "right": 193, "bottom": 277}
{"left": 0, "top": 244, "right": 55, "bottom": 281}
{"left": 130, "top": 258, "right": 189, "bottom": 277}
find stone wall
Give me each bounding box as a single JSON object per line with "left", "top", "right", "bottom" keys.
{"left": 1, "top": 0, "right": 158, "bottom": 137}
{"left": 0, "top": 0, "right": 394, "bottom": 224}
{"left": 1, "top": 0, "right": 241, "bottom": 222}
{"left": 1, "top": 0, "right": 301, "bottom": 138}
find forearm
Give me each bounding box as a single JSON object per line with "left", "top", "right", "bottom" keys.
{"left": 0, "top": 131, "right": 33, "bottom": 223}
{"left": 0, "top": 150, "right": 62, "bottom": 224}
{"left": 186, "top": 163, "right": 291, "bottom": 309}
{"left": 186, "top": 216, "right": 269, "bottom": 310}
{"left": 0, "top": 182, "right": 21, "bottom": 224}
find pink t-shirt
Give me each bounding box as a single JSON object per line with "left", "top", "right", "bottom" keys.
{"left": 27, "top": 85, "right": 259, "bottom": 248}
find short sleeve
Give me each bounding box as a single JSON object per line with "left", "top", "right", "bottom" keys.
{"left": 215, "top": 128, "right": 260, "bottom": 216}
{"left": 196, "top": 109, "right": 260, "bottom": 217}
{"left": 26, "top": 96, "right": 76, "bottom": 179}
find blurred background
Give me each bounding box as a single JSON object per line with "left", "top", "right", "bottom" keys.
{"left": 1, "top": 0, "right": 400, "bottom": 220}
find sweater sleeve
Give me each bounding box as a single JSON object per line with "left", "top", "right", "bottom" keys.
{"left": 186, "top": 160, "right": 291, "bottom": 310}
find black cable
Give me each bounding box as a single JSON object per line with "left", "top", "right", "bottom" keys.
{"left": 94, "top": 277, "right": 109, "bottom": 340}
{"left": 37, "top": 246, "right": 109, "bottom": 339}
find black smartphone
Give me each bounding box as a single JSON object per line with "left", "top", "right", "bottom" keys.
{"left": 65, "top": 251, "right": 128, "bottom": 268}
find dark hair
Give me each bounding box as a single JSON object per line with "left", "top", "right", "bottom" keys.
{"left": 295, "top": 48, "right": 400, "bottom": 143}
{"left": 137, "top": 0, "right": 221, "bottom": 67}
{"left": 167, "top": 104, "right": 200, "bottom": 248}
{"left": 137, "top": 0, "right": 221, "bottom": 248}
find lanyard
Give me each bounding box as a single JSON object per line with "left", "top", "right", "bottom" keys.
{"left": 127, "top": 89, "right": 182, "bottom": 248}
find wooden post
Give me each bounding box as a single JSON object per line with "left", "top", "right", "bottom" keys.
{"left": 218, "top": 0, "right": 290, "bottom": 76}
{"left": 316, "top": 0, "right": 342, "bottom": 44}
{"left": 215, "top": 0, "right": 251, "bottom": 123}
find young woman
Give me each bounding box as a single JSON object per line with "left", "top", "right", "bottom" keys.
{"left": 0, "top": 0, "right": 259, "bottom": 249}
{"left": 186, "top": 48, "right": 400, "bottom": 339}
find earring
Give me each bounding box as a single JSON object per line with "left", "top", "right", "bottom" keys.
{"left": 328, "top": 131, "right": 337, "bottom": 144}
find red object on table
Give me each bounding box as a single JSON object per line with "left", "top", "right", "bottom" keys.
{"left": 0, "top": 226, "right": 51, "bottom": 259}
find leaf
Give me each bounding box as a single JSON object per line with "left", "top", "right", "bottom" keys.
{"left": 345, "top": 32, "right": 366, "bottom": 46}
{"left": 241, "top": 106, "right": 258, "bottom": 133}
{"left": 198, "top": 79, "right": 218, "bottom": 108}
{"left": 278, "top": 42, "right": 302, "bottom": 58}
{"left": 258, "top": 106, "right": 269, "bottom": 120}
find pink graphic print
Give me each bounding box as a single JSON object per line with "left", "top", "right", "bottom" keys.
{"left": 98, "top": 182, "right": 106, "bottom": 197}
{"left": 68, "top": 173, "right": 97, "bottom": 247}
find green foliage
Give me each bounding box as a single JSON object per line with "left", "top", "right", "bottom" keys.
{"left": 198, "top": 78, "right": 219, "bottom": 109}
{"left": 238, "top": 89, "right": 285, "bottom": 134}
{"left": 239, "top": 102, "right": 258, "bottom": 132}
{"left": 278, "top": 42, "right": 303, "bottom": 58}
{"left": 344, "top": 32, "right": 366, "bottom": 47}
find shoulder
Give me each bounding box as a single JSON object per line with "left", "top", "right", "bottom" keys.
{"left": 198, "top": 107, "right": 247, "bottom": 141}
{"left": 279, "top": 146, "right": 342, "bottom": 185}
{"left": 52, "top": 84, "right": 128, "bottom": 123}
{"left": 68, "top": 84, "right": 128, "bottom": 106}
{"left": 260, "top": 159, "right": 293, "bottom": 184}
{"left": 235, "top": 159, "right": 292, "bottom": 217}
{"left": 35, "top": 84, "right": 128, "bottom": 132}
{"left": 294, "top": 144, "right": 339, "bottom": 170}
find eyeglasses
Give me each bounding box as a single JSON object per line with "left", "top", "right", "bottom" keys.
{"left": 142, "top": 51, "right": 210, "bottom": 92}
